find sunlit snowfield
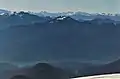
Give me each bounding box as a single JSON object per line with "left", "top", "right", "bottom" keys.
{"left": 72, "top": 74, "right": 120, "bottom": 79}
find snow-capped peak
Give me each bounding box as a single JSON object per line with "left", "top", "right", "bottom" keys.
{"left": 49, "top": 16, "right": 68, "bottom": 23}
{"left": 49, "top": 16, "right": 79, "bottom": 24}
{"left": 56, "top": 16, "right": 67, "bottom": 20}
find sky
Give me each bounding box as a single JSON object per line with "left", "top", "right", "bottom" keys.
{"left": 0, "top": 0, "right": 119, "bottom": 13}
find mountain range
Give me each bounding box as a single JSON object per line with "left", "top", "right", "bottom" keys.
{"left": 0, "top": 10, "right": 119, "bottom": 30}
{"left": 31, "top": 11, "right": 120, "bottom": 21}
{"left": 1, "top": 9, "right": 120, "bottom": 20}
{"left": 0, "top": 9, "right": 120, "bottom": 79}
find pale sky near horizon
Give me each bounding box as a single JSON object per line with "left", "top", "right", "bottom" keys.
{"left": 0, "top": 0, "right": 119, "bottom": 13}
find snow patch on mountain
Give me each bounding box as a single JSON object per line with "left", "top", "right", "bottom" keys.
{"left": 56, "top": 16, "right": 67, "bottom": 20}
{"left": 0, "top": 9, "right": 11, "bottom": 15}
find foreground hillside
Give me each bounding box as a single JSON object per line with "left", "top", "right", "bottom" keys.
{"left": 2, "top": 63, "right": 70, "bottom": 79}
